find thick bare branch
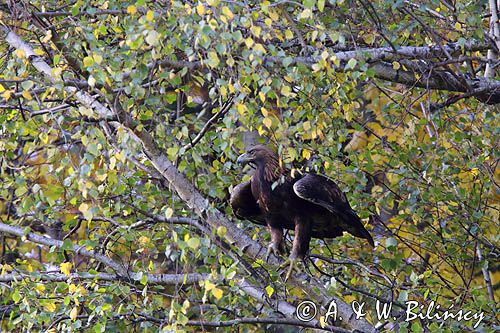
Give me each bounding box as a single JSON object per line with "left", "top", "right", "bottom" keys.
{"left": 0, "top": 271, "right": 208, "bottom": 285}
{"left": 0, "top": 222, "right": 127, "bottom": 275}
{"left": 2, "top": 29, "right": 113, "bottom": 119}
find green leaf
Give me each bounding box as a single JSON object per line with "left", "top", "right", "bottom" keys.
{"left": 317, "top": 0, "right": 325, "bottom": 11}
{"left": 187, "top": 237, "right": 200, "bottom": 250}
{"left": 145, "top": 30, "right": 160, "bottom": 46}
{"left": 386, "top": 237, "right": 397, "bottom": 250}
{"left": 12, "top": 289, "right": 21, "bottom": 303}
{"left": 206, "top": 51, "right": 220, "bottom": 68}
{"left": 345, "top": 58, "right": 357, "bottom": 70}
{"left": 61, "top": 239, "right": 73, "bottom": 251}
{"left": 83, "top": 56, "right": 94, "bottom": 67}
{"left": 303, "top": 0, "right": 316, "bottom": 9}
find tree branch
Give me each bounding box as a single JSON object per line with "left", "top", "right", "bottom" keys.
{"left": 0, "top": 271, "right": 208, "bottom": 285}
{"left": 485, "top": 0, "right": 500, "bottom": 77}
{"left": 0, "top": 222, "right": 127, "bottom": 275}
{"left": 45, "top": 311, "right": 352, "bottom": 332}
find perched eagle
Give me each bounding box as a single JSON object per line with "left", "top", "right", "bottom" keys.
{"left": 230, "top": 145, "right": 374, "bottom": 280}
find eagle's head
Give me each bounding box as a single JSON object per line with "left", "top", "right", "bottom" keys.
{"left": 236, "top": 145, "right": 277, "bottom": 169}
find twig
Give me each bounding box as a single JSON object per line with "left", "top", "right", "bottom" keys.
{"left": 181, "top": 96, "right": 234, "bottom": 153}
{"left": 310, "top": 254, "right": 394, "bottom": 287}
{"left": 44, "top": 311, "right": 351, "bottom": 332}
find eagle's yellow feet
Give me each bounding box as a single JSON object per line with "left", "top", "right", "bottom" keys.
{"left": 265, "top": 241, "right": 284, "bottom": 262}
{"left": 280, "top": 255, "right": 303, "bottom": 281}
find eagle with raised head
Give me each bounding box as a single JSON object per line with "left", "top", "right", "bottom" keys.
{"left": 230, "top": 145, "right": 374, "bottom": 280}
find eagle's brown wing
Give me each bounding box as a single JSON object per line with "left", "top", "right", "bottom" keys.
{"left": 293, "top": 173, "right": 374, "bottom": 246}
{"left": 230, "top": 179, "right": 266, "bottom": 226}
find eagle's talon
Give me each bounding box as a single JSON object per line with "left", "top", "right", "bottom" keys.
{"left": 280, "top": 255, "right": 302, "bottom": 281}
{"left": 265, "top": 242, "right": 283, "bottom": 262}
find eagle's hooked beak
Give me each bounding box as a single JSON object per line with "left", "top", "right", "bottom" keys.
{"left": 236, "top": 152, "right": 254, "bottom": 166}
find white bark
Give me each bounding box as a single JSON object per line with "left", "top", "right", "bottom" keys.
{"left": 485, "top": 0, "right": 500, "bottom": 77}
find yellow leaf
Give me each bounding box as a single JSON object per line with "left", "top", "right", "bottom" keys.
{"left": 319, "top": 316, "right": 327, "bottom": 328}
{"left": 69, "top": 283, "right": 77, "bottom": 293}
{"left": 392, "top": 61, "right": 400, "bottom": 70}
{"left": 263, "top": 117, "right": 272, "bottom": 129}
{"left": 35, "top": 284, "right": 46, "bottom": 293}
{"left": 78, "top": 202, "right": 89, "bottom": 214}
{"left": 22, "top": 90, "right": 32, "bottom": 100}
{"left": 146, "top": 10, "right": 154, "bottom": 21}
{"left": 470, "top": 168, "right": 480, "bottom": 177}
{"left": 165, "top": 207, "right": 174, "bottom": 219}
{"left": 244, "top": 37, "right": 254, "bottom": 48}
{"left": 93, "top": 53, "right": 103, "bottom": 65}
{"left": 60, "top": 262, "right": 72, "bottom": 276}
{"left": 0, "top": 84, "right": 4, "bottom": 93}
{"left": 187, "top": 237, "right": 200, "bottom": 249}
{"left": 387, "top": 131, "right": 398, "bottom": 142}
{"left": 44, "top": 302, "right": 57, "bottom": 312}
{"left": 204, "top": 280, "right": 215, "bottom": 291}
{"left": 253, "top": 43, "right": 267, "bottom": 53}
{"left": 2, "top": 90, "right": 12, "bottom": 101}
{"left": 221, "top": 6, "right": 233, "bottom": 20}
{"left": 265, "top": 285, "right": 274, "bottom": 297}
{"left": 96, "top": 173, "right": 107, "bottom": 182}
{"left": 70, "top": 307, "right": 79, "bottom": 321}
{"left": 34, "top": 48, "right": 45, "bottom": 56}
{"left": 269, "top": 10, "right": 279, "bottom": 21}
{"left": 302, "top": 149, "right": 311, "bottom": 160}
{"left": 366, "top": 122, "right": 384, "bottom": 136}
{"left": 39, "top": 132, "right": 49, "bottom": 144}
{"left": 127, "top": 5, "right": 137, "bottom": 14}
{"left": 250, "top": 26, "right": 261, "bottom": 37}
{"left": 41, "top": 30, "right": 53, "bottom": 43}
{"left": 138, "top": 236, "right": 150, "bottom": 246}
{"left": 281, "top": 85, "right": 291, "bottom": 96}
{"left": 258, "top": 91, "right": 266, "bottom": 103}
{"left": 344, "top": 131, "right": 369, "bottom": 152}
{"left": 303, "top": 121, "right": 311, "bottom": 131}
{"left": 216, "top": 226, "right": 227, "bottom": 237}
{"left": 196, "top": 4, "right": 205, "bottom": 15}
{"left": 116, "top": 150, "right": 126, "bottom": 162}
{"left": 15, "top": 49, "right": 26, "bottom": 58}
{"left": 83, "top": 56, "right": 94, "bottom": 67}
{"left": 236, "top": 103, "right": 247, "bottom": 115}
{"left": 211, "top": 287, "right": 223, "bottom": 299}
{"left": 1, "top": 264, "right": 13, "bottom": 275}
{"left": 298, "top": 8, "right": 312, "bottom": 19}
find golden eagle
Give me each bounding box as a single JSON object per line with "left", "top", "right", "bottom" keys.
{"left": 230, "top": 145, "right": 374, "bottom": 280}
